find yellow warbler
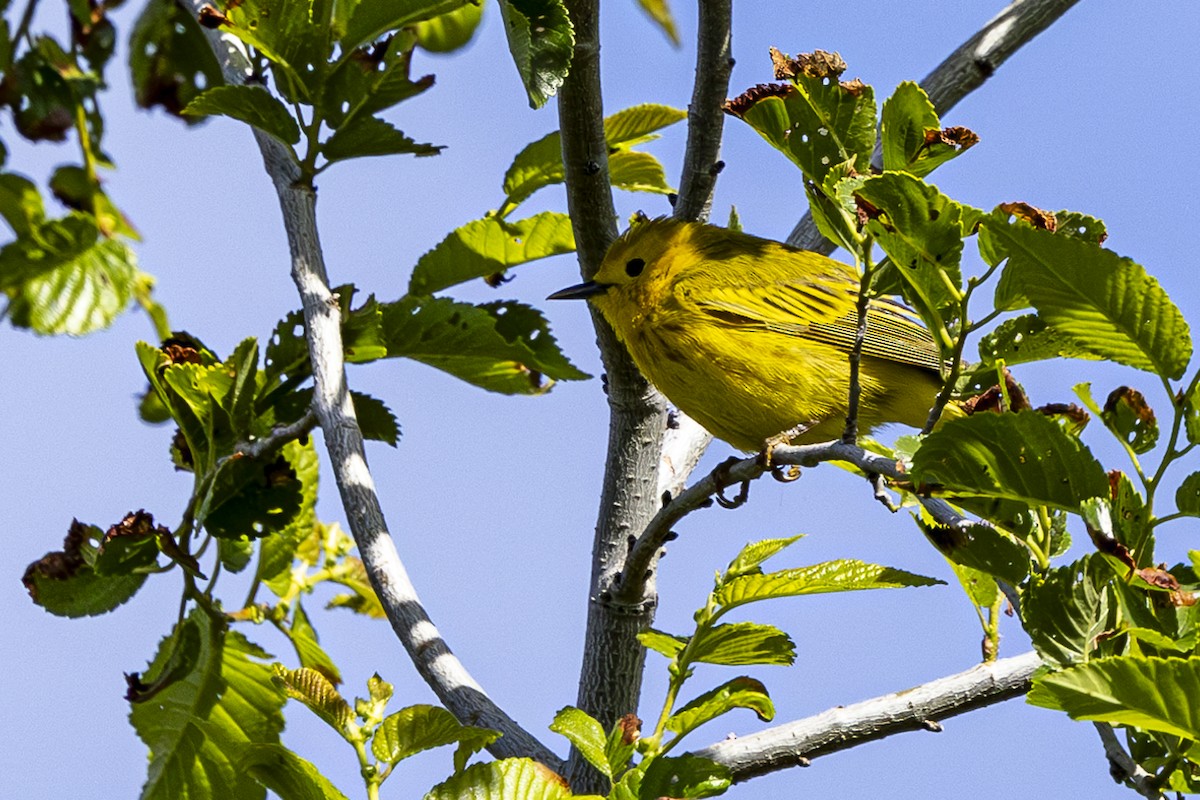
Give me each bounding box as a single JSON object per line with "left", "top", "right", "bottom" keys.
{"left": 549, "top": 216, "right": 943, "bottom": 452}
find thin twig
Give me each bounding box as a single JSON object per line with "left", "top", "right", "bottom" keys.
{"left": 695, "top": 651, "right": 1041, "bottom": 781}
{"left": 236, "top": 409, "right": 317, "bottom": 460}
{"left": 672, "top": 0, "right": 733, "bottom": 223}
{"left": 656, "top": 411, "right": 714, "bottom": 502}
{"left": 187, "top": 5, "right": 560, "bottom": 768}
{"left": 787, "top": 0, "right": 1082, "bottom": 251}
{"left": 1094, "top": 722, "right": 1165, "bottom": 799}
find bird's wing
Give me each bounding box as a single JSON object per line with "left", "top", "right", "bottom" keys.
{"left": 693, "top": 279, "right": 943, "bottom": 373}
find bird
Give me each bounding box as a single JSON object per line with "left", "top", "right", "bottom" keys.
{"left": 548, "top": 215, "right": 943, "bottom": 452}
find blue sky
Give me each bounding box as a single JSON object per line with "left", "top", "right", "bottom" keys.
{"left": 3, "top": 2, "right": 1198, "bottom": 798}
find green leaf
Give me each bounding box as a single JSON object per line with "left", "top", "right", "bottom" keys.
{"left": 988, "top": 218, "right": 1192, "bottom": 379}
{"left": 0, "top": 172, "right": 45, "bottom": 235}
{"left": 373, "top": 704, "right": 500, "bottom": 772}
{"left": 379, "top": 296, "right": 589, "bottom": 394}
{"left": 218, "top": 0, "right": 330, "bottom": 101}
{"left": 326, "top": 556, "right": 387, "bottom": 618}
{"left": 640, "top": 754, "right": 731, "bottom": 799}
{"left": 879, "top": 81, "right": 975, "bottom": 177}
{"left": 500, "top": 103, "right": 685, "bottom": 213}
{"left": 725, "top": 59, "right": 876, "bottom": 185}
{"left": 946, "top": 560, "right": 1000, "bottom": 610}
{"left": 635, "top": 0, "right": 679, "bottom": 46}
{"left": 341, "top": 0, "right": 469, "bottom": 52}
{"left": 94, "top": 512, "right": 162, "bottom": 576}
{"left": 1028, "top": 655, "right": 1200, "bottom": 740}
{"left": 495, "top": 0, "right": 573, "bottom": 109}
{"left": 239, "top": 744, "right": 351, "bottom": 800}
{"left": 424, "top": 758, "right": 591, "bottom": 800}
{"left": 978, "top": 313, "right": 1100, "bottom": 366}
{"left": 287, "top": 602, "right": 342, "bottom": 685}
{"left": 412, "top": 1, "right": 484, "bottom": 52}
{"left": 549, "top": 707, "right": 610, "bottom": 778}
{"left": 715, "top": 559, "right": 942, "bottom": 611}
{"left": 1184, "top": 382, "right": 1200, "bottom": 447}
{"left": 350, "top": 391, "right": 400, "bottom": 446}
{"left": 1098, "top": 385, "right": 1160, "bottom": 455}
{"left": 804, "top": 163, "right": 861, "bottom": 254}
{"left": 183, "top": 85, "right": 301, "bottom": 146}
{"left": 723, "top": 536, "right": 804, "bottom": 580}
{"left": 855, "top": 172, "right": 966, "bottom": 333}
{"left": 608, "top": 149, "right": 674, "bottom": 196}
{"left": 22, "top": 521, "right": 147, "bottom": 617}
{"left": 666, "top": 677, "right": 773, "bottom": 738}
{"left": 409, "top": 212, "right": 575, "bottom": 294}
{"left": 4, "top": 227, "right": 149, "bottom": 336}
{"left": 1109, "top": 470, "right": 1150, "bottom": 554}
{"left": 689, "top": 621, "right": 795, "bottom": 666}
{"left": 274, "top": 665, "right": 355, "bottom": 734}
{"left": 1178, "top": 472, "right": 1200, "bottom": 517}
{"left": 202, "top": 452, "right": 304, "bottom": 540}
{"left": 918, "top": 519, "right": 1030, "bottom": 587}
{"left": 603, "top": 716, "right": 639, "bottom": 779}
{"left": 638, "top": 628, "right": 686, "bottom": 659}
{"left": 322, "top": 115, "right": 442, "bottom": 163}
{"left": 132, "top": 614, "right": 285, "bottom": 800}
{"left": 261, "top": 440, "right": 320, "bottom": 595}
{"left": 322, "top": 35, "right": 435, "bottom": 128}
{"left": 1022, "top": 555, "right": 1111, "bottom": 667}
{"left": 129, "top": 0, "right": 224, "bottom": 121}
{"left": 911, "top": 411, "right": 1109, "bottom": 512}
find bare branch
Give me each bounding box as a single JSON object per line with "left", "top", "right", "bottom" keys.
{"left": 787, "top": 0, "right": 1082, "bottom": 250}
{"left": 558, "top": 0, "right": 668, "bottom": 788}
{"left": 1094, "top": 722, "right": 1165, "bottom": 799}
{"left": 236, "top": 409, "right": 317, "bottom": 460}
{"left": 672, "top": 0, "right": 733, "bottom": 223}
{"left": 696, "top": 651, "right": 1040, "bottom": 781}
{"left": 657, "top": 411, "right": 713, "bottom": 501}
{"left": 187, "top": 6, "right": 560, "bottom": 768}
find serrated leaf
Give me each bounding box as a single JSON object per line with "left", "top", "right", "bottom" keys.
{"left": 1178, "top": 472, "right": 1200, "bottom": 517}
{"left": 879, "top": 81, "right": 974, "bottom": 178}
{"left": 978, "top": 313, "right": 1100, "bottom": 366}
{"left": 274, "top": 665, "right": 354, "bottom": 734}
{"left": 1028, "top": 655, "right": 1200, "bottom": 740}
{"left": 918, "top": 519, "right": 1030, "bottom": 587}
{"left": 239, "top": 744, "right": 351, "bottom": 800}
{"left": 287, "top": 602, "right": 342, "bottom": 685}
{"left": 726, "top": 66, "right": 876, "bottom": 186}
{"left": 500, "top": 103, "right": 685, "bottom": 213}
{"left": 260, "top": 441, "right": 320, "bottom": 595}
{"left": 496, "top": 0, "right": 573, "bottom": 109}
{"left": 716, "top": 560, "right": 942, "bottom": 610}
{"left": 911, "top": 411, "right": 1109, "bottom": 511}
{"left": 635, "top": 0, "right": 679, "bottom": 45}
{"left": 373, "top": 704, "right": 500, "bottom": 772}
{"left": 133, "top": 615, "right": 285, "bottom": 800}
{"left": 549, "top": 707, "right": 610, "bottom": 778}
{"left": 1022, "top": 555, "right": 1111, "bottom": 667}
{"left": 379, "top": 296, "right": 589, "bottom": 393}
{"left": 666, "top": 677, "right": 773, "bottom": 738}
{"left": 855, "top": 172, "right": 967, "bottom": 337}
{"left": 723, "top": 536, "right": 804, "bottom": 580}
{"left": 988, "top": 219, "right": 1192, "bottom": 379}
{"left": 689, "top": 621, "right": 795, "bottom": 666}
{"left": 640, "top": 754, "right": 731, "bottom": 799}
{"left": 322, "top": 115, "right": 441, "bottom": 163}
{"left": 23, "top": 521, "right": 147, "bottom": 617}
{"left": 409, "top": 212, "right": 575, "bottom": 295}
{"left": 350, "top": 391, "right": 400, "bottom": 446}
{"left": 216, "top": 0, "right": 330, "bottom": 102}
{"left": 129, "top": 0, "right": 224, "bottom": 121}
{"left": 183, "top": 85, "right": 300, "bottom": 146}
{"left": 424, "top": 758, "right": 589, "bottom": 800}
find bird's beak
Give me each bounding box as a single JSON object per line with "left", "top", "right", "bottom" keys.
{"left": 547, "top": 280, "right": 610, "bottom": 300}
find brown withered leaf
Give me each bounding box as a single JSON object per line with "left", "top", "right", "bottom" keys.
{"left": 618, "top": 713, "right": 642, "bottom": 745}
{"left": 105, "top": 509, "right": 161, "bottom": 543}
{"left": 926, "top": 126, "right": 980, "bottom": 151}
{"left": 770, "top": 47, "right": 846, "bottom": 80}
{"left": 1104, "top": 386, "right": 1156, "bottom": 426}
{"left": 999, "top": 201, "right": 1057, "bottom": 231}
{"left": 21, "top": 520, "right": 90, "bottom": 600}
{"left": 962, "top": 371, "right": 1031, "bottom": 415}
{"left": 197, "top": 4, "right": 230, "bottom": 28}
{"left": 1135, "top": 566, "right": 1179, "bottom": 592}
{"left": 723, "top": 82, "right": 795, "bottom": 118}
{"left": 839, "top": 77, "right": 867, "bottom": 96}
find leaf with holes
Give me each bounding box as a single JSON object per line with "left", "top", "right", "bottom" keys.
{"left": 496, "top": 0, "right": 573, "bottom": 109}
{"left": 183, "top": 85, "right": 300, "bottom": 146}
{"left": 129, "top": 0, "right": 224, "bottom": 121}
{"left": 978, "top": 313, "right": 1099, "bottom": 367}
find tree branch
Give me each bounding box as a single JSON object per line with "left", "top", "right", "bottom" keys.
{"left": 621, "top": 438, "right": 970, "bottom": 604}
{"left": 558, "top": 0, "right": 668, "bottom": 789}
{"left": 696, "top": 651, "right": 1040, "bottom": 781}
{"left": 188, "top": 7, "right": 560, "bottom": 768}
{"left": 236, "top": 409, "right": 317, "bottom": 460}
{"left": 672, "top": 0, "right": 733, "bottom": 223}
{"left": 1094, "top": 722, "right": 1165, "bottom": 799}
{"left": 787, "top": 0, "right": 1082, "bottom": 250}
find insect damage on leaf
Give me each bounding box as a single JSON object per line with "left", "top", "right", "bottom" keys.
{"left": 924, "top": 125, "right": 979, "bottom": 153}
{"left": 22, "top": 520, "right": 92, "bottom": 597}
{"left": 961, "top": 372, "right": 1031, "bottom": 415}
{"left": 769, "top": 47, "right": 846, "bottom": 80}
{"left": 999, "top": 201, "right": 1057, "bottom": 231}
{"left": 722, "top": 83, "right": 796, "bottom": 118}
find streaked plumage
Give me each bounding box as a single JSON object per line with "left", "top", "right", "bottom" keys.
{"left": 550, "top": 216, "right": 943, "bottom": 452}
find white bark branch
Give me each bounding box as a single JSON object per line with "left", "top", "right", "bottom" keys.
{"left": 188, "top": 7, "right": 560, "bottom": 767}
{"left": 1094, "top": 722, "right": 1165, "bottom": 799}
{"left": 787, "top": 0, "right": 1082, "bottom": 251}
{"left": 696, "top": 651, "right": 1041, "bottom": 781}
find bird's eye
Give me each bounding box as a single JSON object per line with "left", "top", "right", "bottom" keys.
{"left": 625, "top": 258, "right": 646, "bottom": 278}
